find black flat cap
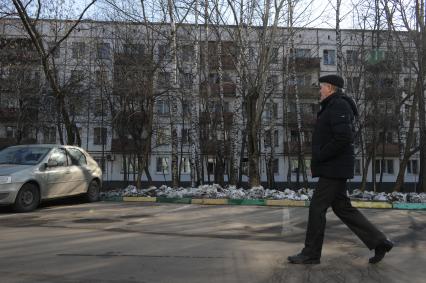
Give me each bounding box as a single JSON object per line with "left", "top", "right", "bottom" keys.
{"left": 319, "top": 75, "right": 344, "bottom": 88}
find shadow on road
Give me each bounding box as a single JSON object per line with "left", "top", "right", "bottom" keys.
{"left": 0, "top": 195, "right": 86, "bottom": 214}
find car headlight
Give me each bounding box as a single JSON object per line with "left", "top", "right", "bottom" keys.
{"left": 0, "top": 176, "right": 12, "bottom": 184}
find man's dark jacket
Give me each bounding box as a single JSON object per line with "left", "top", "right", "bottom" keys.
{"left": 311, "top": 90, "right": 358, "bottom": 179}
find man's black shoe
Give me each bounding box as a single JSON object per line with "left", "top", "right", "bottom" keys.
{"left": 288, "top": 253, "right": 320, "bottom": 264}
{"left": 369, "top": 239, "right": 393, "bottom": 264}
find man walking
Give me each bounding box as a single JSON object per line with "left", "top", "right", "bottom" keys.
{"left": 288, "top": 74, "right": 393, "bottom": 264}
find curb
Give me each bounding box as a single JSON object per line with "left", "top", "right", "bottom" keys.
{"left": 350, "top": 201, "right": 392, "bottom": 209}
{"left": 392, "top": 203, "right": 426, "bottom": 210}
{"left": 101, "top": 196, "right": 426, "bottom": 210}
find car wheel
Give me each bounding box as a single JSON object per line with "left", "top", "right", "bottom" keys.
{"left": 13, "top": 183, "right": 40, "bottom": 213}
{"left": 85, "top": 180, "right": 100, "bottom": 202}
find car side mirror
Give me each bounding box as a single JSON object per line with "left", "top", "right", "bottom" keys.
{"left": 47, "top": 159, "right": 58, "bottom": 167}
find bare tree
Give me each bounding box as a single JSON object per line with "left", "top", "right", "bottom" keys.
{"left": 380, "top": 0, "right": 424, "bottom": 191}
{"left": 10, "top": 0, "right": 97, "bottom": 146}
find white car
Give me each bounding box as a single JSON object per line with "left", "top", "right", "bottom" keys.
{"left": 0, "top": 144, "right": 102, "bottom": 212}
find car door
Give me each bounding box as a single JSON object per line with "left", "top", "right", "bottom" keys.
{"left": 66, "top": 147, "right": 89, "bottom": 195}
{"left": 45, "top": 148, "right": 73, "bottom": 198}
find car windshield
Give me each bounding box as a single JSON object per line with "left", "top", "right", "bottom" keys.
{"left": 0, "top": 146, "right": 52, "bottom": 165}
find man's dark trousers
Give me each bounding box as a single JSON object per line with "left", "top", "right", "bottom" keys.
{"left": 302, "top": 177, "right": 387, "bottom": 259}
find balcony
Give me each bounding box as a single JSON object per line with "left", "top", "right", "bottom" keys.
{"left": 283, "top": 57, "right": 321, "bottom": 71}
{"left": 297, "top": 85, "right": 318, "bottom": 99}
{"left": 366, "top": 51, "right": 402, "bottom": 73}
{"left": 111, "top": 138, "right": 139, "bottom": 153}
{"left": 0, "top": 37, "right": 39, "bottom": 64}
{"left": 366, "top": 143, "right": 400, "bottom": 157}
{"left": 200, "top": 41, "right": 237, "bottom": 71}
{"left": 0, "top": 107, "right": 18, "bottom": 122}
{"left": 200, "top": 81, "right": 236, "bottom": 97}
{"left": 365, "top": 86, "right": 398, "bottom": 100}
{"left": 199, "top": 139, "right": 231, "bottom": 156}
{"left": 284, "top": 141, "right": 312, "bottom": 154}
{"left": 365, "top": 113, "right": 399, "bottom": 128}
{"left": 113, "top": 53, "right": 153, "bottom": 66}
{"left": 199, "top": 111, "right": 233, "bottom": 126}
{"left": 286, "top": 113, "right": 316, "bottom": 126}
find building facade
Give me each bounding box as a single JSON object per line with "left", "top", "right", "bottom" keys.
{"left": 0, "top": 19, "right": 419, "bottom": 189}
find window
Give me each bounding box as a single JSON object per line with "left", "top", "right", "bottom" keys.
{"left": 181, "top": 45, "right": 193, "bottom": 61}
{"left": 224, "top": 101, "right": 230, "bottom": 112}
{"left": 67, "top": 148, "right": 87, "bottom": 166}
{"left": 43, "top": 127, "right": 56, "bottom": 143}
{"left": 157, "top": 72, "right": 171, "bottom": 87}
{"left": 72, "top": 42, "right": 85, "bottom": 59}
{"left": 156, "top": 128, "right": 169, "bottom": 145}
{"left": 264, "top": 102, "right": 278, "bottom": 120}
{"left": 216, "top": 129, "right": 228, "bottom": 141}
{"left": 290, "top": 158, "right": 311, "bottom": 175}
{"left": 67, "top": 127, "right": 82, "bottom": 144}
{"left": 266, "top": 75, "right": 278, "bottom": 90}
{"left": 369, "top": 49, "right": 385, "bottom": 63}
{"left": 94, "top": 98, "right": 106, "bottom": 117}
{"left": 407, "top": 159, "right": 418, "bottom": 175}
{"left": 290, "top": 130, "right": 299, "bottom": 142}
{"left": 375, "top": 159, "right": 394, "bottom": 175}
{"left": 354, "top": 159, "right": 361, "bottom": 175}
{"left": 121, "top": 157, "right": 139, "bottom": 174}
{"left": 413, "top": 131, "right": 419, "bottom": 147}
{"left": 347, "top": 77, "right": 360, "bottom": 93}
{"left": 296, "top": 74, "right": 312, "bottom": 86}
{"left": 378, "top": 131, "right": 394, "bottom": 143}
{"left": 156, "top": 157, "right": 169, "bottom": 174}
{"left": 25, "top": 127, "right": 37, "bottom": 140}
{"left": 95, "top": 70, "right": 108, "bottom": 86}
{"left": 181, "top": 157, "right": 191, "bottom": 174}
{"left": 273, "top": 158, "right": 279, "bottom": 174}
{"left": 123, "top": 43, "right": 144, "bottom": 55}
{"left": 404, "top": 104, "right": 411, "bottom": 120}
{"left": 94, "top": 127, "right": 107, "bottom": 145}
{"left": 304, "top": 131, "right": 312, "bottom": 143}
{"left": 97, "top": 43, "right": 110, "bottom": 59}
{"left": 346, "top": 50, "right": 358, "bottom": 65}
{"left": 403, "top": 52, "right": 414, "bottom": 67}
{"left": 158, "top": 44, "right": 170, "bottom": 60}
{"left": 290, "top": 158, "right": 299, "bottom": 174}
{"left": 207, "top": 157, "right": 215, "bottom": 175}
{"left": 6, "top": 126, "right": 16, "bottom": 138}
{"left": 209, "top": 73, "right": 219, "bottom": 84}
{"left": 181, "top": 128, "right": 190, "bottom": 144}
{"left": 182, "top": 100, "right": 191, "bottom": 116}
{"left": 323, "top": 49, "right": 335, "bottom": 65}
{"left": 156, "top": 100, "right": 170, "bottom": 115}
{"left": 48, "top": 42, "right": 60, "bottom": 58}
{"left": 70, "top": 70, "right": 84, "bottom": 83}
{"left": 264, "top": 130, "right": 279, "bottom": 147}
{"left": 270, "top": 47, "right": 279, "bottom": 63}
{"left": 303, "top": 103, "right": 317, "bottom": 115}
{"left": 248, "top": 47, "right": 256, "bottom": 61}
{"left": 181, "top": 73, "right": 193, "bottom": 89}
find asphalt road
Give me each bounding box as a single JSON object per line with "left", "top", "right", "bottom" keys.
{"left": 0, "top": 200, "right": 425, "bottom": 283}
